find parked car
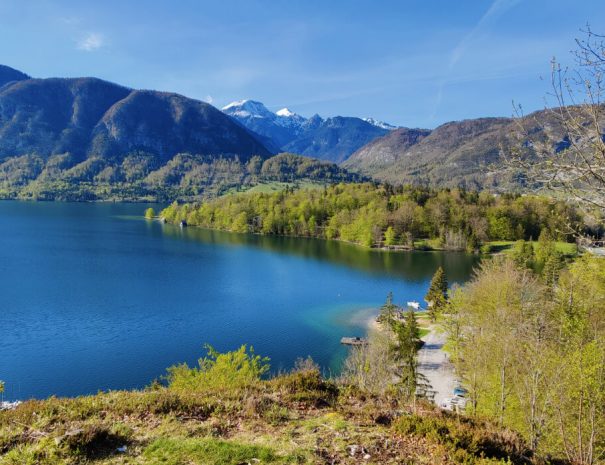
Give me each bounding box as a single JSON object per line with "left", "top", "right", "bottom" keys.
{"left": 453, "top": 386, "right": 467, "bottom": 397}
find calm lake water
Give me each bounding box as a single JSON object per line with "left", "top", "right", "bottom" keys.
{"left": 0, "top": 201, "right": 479, "bottom": 400}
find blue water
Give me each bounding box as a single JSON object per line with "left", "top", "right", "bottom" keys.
{"left": 0, "top": 201, "right": 479, "bottom": 400}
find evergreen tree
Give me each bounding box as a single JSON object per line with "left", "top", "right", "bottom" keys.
{"left": 378, "top": 291, "right": 398, "bottom": 325}
{"left": 144, "top": 207, "right": 156, "bottom": 219}
{"left": 542, "top": 251, "right": 563, "bottom": 290}
{"left": 512, "top": 239, "right": 535, "bottom": 269}
{"left": 425, "top": 266, "right": 448, "bottom": 321}
{"left": 392, "top": 309, "right": 423, "bottom": 401}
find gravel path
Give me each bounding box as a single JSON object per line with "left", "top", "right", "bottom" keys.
{"left": 417, "top": 325, "right": 456, "bottom": 405}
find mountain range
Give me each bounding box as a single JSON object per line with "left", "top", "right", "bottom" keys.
{"left": 0, "top": 63, "right": 588, "bottom": 199}
{"left": 0, "top": 65, "right": 360, "bottom": 200}
{"left": 221, "top": 100, "right": 392, "bottom": 163}
{"left": 343, "top": 111, "right": 584, "bottom": 190}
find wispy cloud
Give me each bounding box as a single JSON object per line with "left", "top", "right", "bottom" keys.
{"left": 77, "top": 32, "right": 104, "bottom": 52}
{"left": 432, "top": 0, "right": 522, "bottom": 117}
{"left": 449, "top": 0, "right": 522, "bottom": 69}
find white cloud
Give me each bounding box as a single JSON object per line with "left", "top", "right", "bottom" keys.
{"left": 77, "top": 32, "right": 104, "bottom": 52}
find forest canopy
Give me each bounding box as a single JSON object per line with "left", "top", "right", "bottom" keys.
{"left": 160, "top": 183, "right": 585, "bottom": 251}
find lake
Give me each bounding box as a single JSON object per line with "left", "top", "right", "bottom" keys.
{"left": 0, "top": 201, "right": 479, "bottom": 400}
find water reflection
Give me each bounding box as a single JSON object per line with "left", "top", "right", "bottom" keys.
{"left": 159, "top": 223, "right": 481, "bottom": 284}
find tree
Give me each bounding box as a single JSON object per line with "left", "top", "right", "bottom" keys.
{"left": 384, "top": 226, "right": 396, "bottom": 246}
{"left": 511, "top": 28, "right": 605, "bottom": 220}
{"left": 392, "top": 309, "right": 424, "bottom": 403}
{"left": 466, "top": 232, "right": 480, "bottom": 253}
{"left": 512, "top": 239, "right": 535, "bottom": 269}
{"left": 445, "top": 256, "right": 605, "bottom": 460}
{"left": 144, "top": 207, "right": 156, "bottom": 219}
{"left": 425, "top": 266, "right": 448, "bottom": 321}
{"left": 378, "top": 291, "right": 398, "bottom": 325}
{"left": 535, "top": 229, "right": 556, "bottom": 265}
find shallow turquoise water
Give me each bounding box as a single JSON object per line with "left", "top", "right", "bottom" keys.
{"left": 0, "top": 201, "right": 479, "bottom": 400}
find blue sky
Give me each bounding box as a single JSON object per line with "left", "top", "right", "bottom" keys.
{"left": 0, "top": 0, "right": 603, "bottom": 128}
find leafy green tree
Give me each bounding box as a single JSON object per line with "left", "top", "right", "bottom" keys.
{"left": 535, "top": 229, "right": 556, "bottom": 265}
{"left": 307, "top": 215, "right": 317, "bottom": 236}
{"left": 384, "top": 226, "right": 396, "bottom": 246}
{"left": 230, "top": 212, "right": 249, "bottom": 233}
{"left": 425, "top": 267, "right": 448, "bottom": 321}
{"left": 144, "top": 207, "right": 156, "bottom": 219}
{"left": 445, "top": 256, "right": 605, "bottom": 459}
{"left": 466, "top": 233, "right": 480, "bottom": 253}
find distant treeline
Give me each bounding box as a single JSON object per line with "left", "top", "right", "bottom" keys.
{"left": 160, "top": 183, "right": 583, "bottom": 251}
{"left": 0, "top": 152, "right": 363, "bottom": 202}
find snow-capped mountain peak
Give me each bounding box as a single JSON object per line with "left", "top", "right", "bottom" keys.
{"left": 276, "top": 107, "right": 296, "bottom": 117}
{"left": 221, "top": 99, "right": 274, "bottom": 119}
{"left": 362, "top": 117, "right": 398, "bottom": 130}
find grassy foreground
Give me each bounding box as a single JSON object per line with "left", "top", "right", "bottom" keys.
{"left": 0, "top": 366, "right": 532, "bottom": 465}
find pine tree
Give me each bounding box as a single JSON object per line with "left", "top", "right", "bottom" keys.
{"left": 378, "top": 292, "right": 398, "bottom": 325}
{"left": 392, "top": 309, "right": 422, "bottom": 401}
{"left": 425, "top": 267, "right": 448, "bottom": 321}
{"left": 512, "top": 240, "right": 535, "bottom": 269}
{"left": 542, "top": 251, "right": 563, "bottom": 291}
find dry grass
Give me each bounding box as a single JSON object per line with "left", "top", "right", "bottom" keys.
{"left": 0, "top": 366, "right": 545, "bottom": 465}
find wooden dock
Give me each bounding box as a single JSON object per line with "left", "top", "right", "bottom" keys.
{"left": 340, "top": 336, "right": 368, "bottom": 346}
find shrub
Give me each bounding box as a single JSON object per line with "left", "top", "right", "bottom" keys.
{"left": 270, "top": 360, "right": 338, "bottom": 406}
{"left": 166, "top": 344, "right": 270, "bottom": 392}
{"left": 393, "top": 413, "right": 531, "bottom": 464}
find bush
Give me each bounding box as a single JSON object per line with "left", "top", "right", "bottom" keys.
{"left": 393, "top": 413, "right": 532, "bottom": 464}
{"left": 270, "top": 364, "right": 338, "bottom": 407}
{"left": 166, "top": 344, "right": 270, "bottom": 392}
{"left": 480, "top": 243, "right": 495, "bottom": 254}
